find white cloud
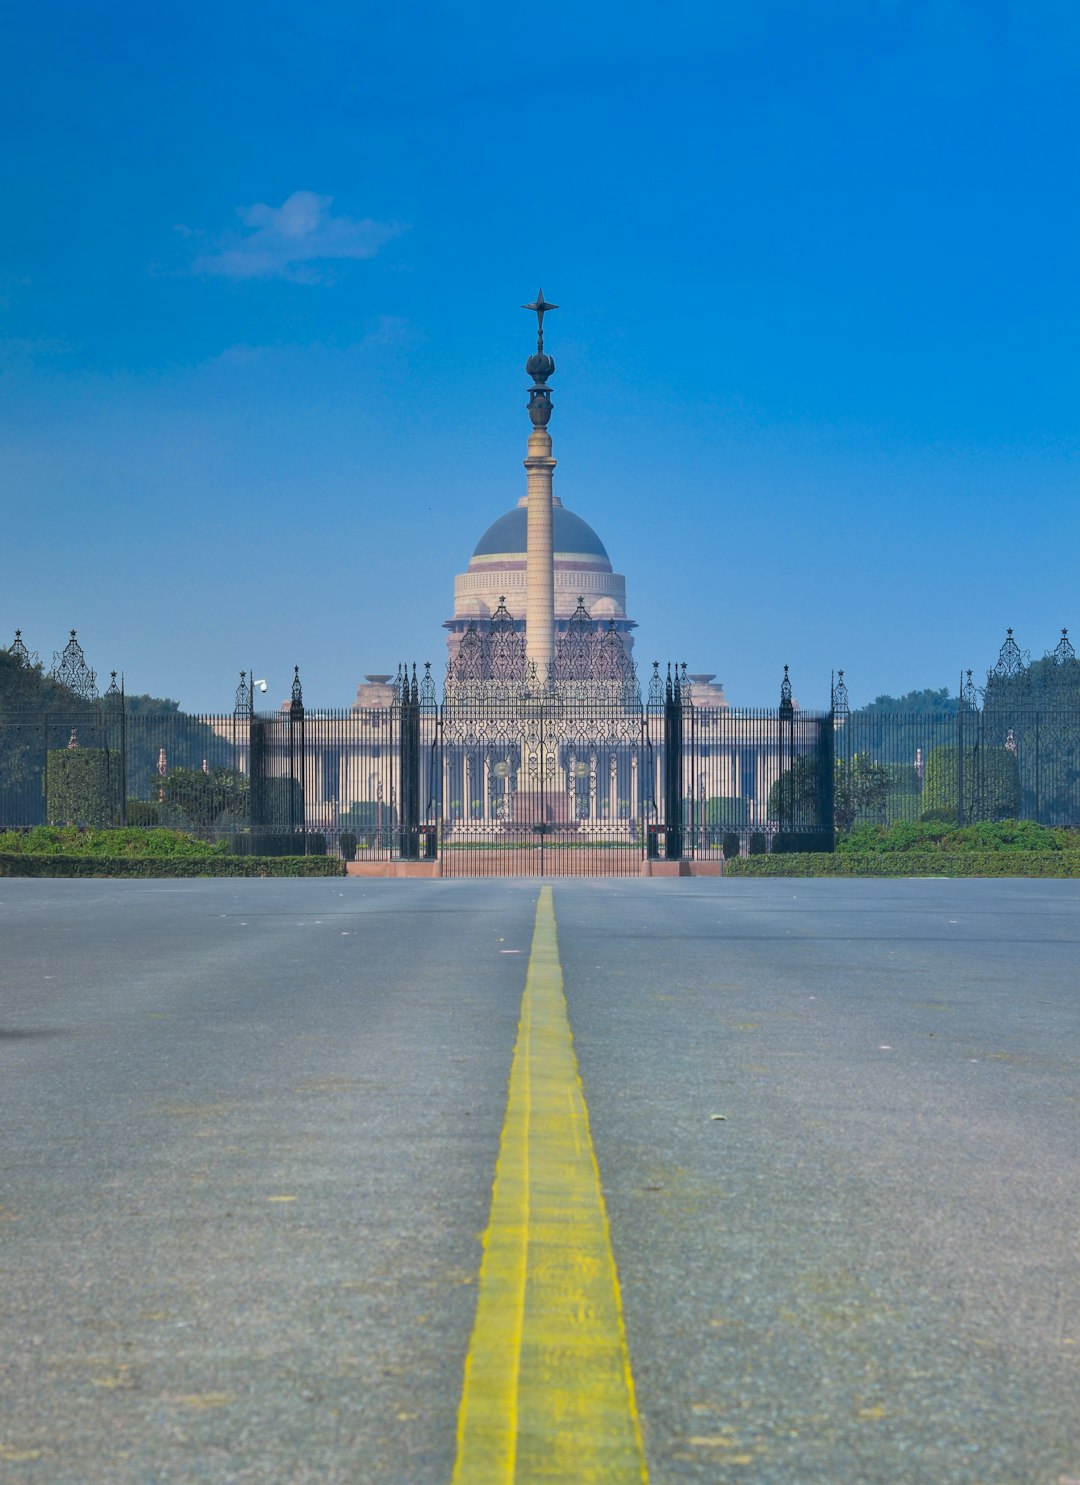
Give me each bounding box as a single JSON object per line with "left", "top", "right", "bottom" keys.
{"left": 190, "top": 191, "right": 406, "bottom": 282}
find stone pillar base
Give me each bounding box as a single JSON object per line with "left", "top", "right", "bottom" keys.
{"left": 346, "top": 861, "right": 441, "bottom": 879}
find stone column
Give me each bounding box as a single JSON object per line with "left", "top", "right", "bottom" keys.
{"left": 521, "top": 291, "right": 558, "bottom": 684}
{"left": 525, "top": 425, "right": 556, "bottom": 680}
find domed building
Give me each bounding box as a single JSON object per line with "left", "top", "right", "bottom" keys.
{"left": 445, "top": 494, "right": 635, "bottom": 665}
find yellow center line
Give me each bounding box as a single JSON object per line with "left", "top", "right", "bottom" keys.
{"left": 452, "top": 886, "right": 649, "bottom": 1485}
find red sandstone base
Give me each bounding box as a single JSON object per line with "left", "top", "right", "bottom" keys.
{"left": 343, "top": 858, "right": 724, "bottom": 879}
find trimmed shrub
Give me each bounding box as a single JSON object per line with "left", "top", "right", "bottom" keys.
{"left": 0, "top": 826, "right": 226, "bottom": 857}
{"left": 838, "top": 819, "right": 1076, "bottom": 854}
{"left": 772, "top": 831, "right": 833, "bottom": 854}
{"left": 46, "top": 748, "right": 121, "bottom": 827}
{"left": 0, "top": 853, "right": 344, "bottom": 878}
{"left": 749, "top": 831, "right": 767, "bottom": 856}
{"left": 125, "top": 800, "right": 161, "bottom": 827}
{"left": 725, "top": 852, "right": 1080, "bottom": 878}
{"left": 339, "top": 831, "right": 358, "bottom": 862}
{"left": 922, "top": 744, "right": 1020, "bottom": 822}
{"left": 722, "top": 831, "right": 740, "bottom": 860}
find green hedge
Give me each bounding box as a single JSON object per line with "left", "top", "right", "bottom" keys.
{"left": 0, "top": 826, "right": 229, "bottom": 857}
{"left": 0, "top": 854, "right": 345, "bottom": 878}
{"left": 838, "top": 819, "right": 1080, "bottom": 853}
{"left": 725, "top": 852, "right": 1080, "bottom": 878}
{"left": 46, "top": 748, "right": 122, "bottom": 827}
{"left": 921, "top": 744, "right": 1020, "bottom": 822}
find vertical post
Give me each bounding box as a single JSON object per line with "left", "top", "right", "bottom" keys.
{"left": 956, "top": 670, "right": 964, "bottom": 827}
{"left": 288, "top": 666, "right": 305, "bottom": 842}
{"left": 1034, "top": 712, "right": 1040, "bottom": 823}
{"left": 400, "top": 665, "right": 421, "bottom": 859}
{"left": 104, "top": 671, "right": 127, "bottom": 826}
{"left": 819, "top": 708, "right": 835, "bottom": 851}
{"left": 779, "top": 665, "right": 794, "bottom": 838}
{"left": 522, "top": 292, "right": 558, "bottom": 683}
{"left": 538, "top": 697, "right": 546, "bottom": 874}
{"left": 664, "top": 664, "right": 684, "bottom": 859}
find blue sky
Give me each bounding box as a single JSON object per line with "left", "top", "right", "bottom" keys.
{"left": 2, "top": 0, "right": 1077, "bottom": 712}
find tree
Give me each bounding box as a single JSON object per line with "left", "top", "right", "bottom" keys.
{"left": 123, "top": 694, "right": 182, "bottom": 714}
{"left": 921, "top": 745, "right": 1020, "bottom": 822}
{"left": 853, "top": 687, "right": 958, "bottom": 718}
{"left": 979, "top": 634, "right": 1080, "bottom": 824}
{"left": 46, "top": 746, "right": 122, "bottom": 826}
{"left": 1, "top": 642, "right": 104, "bottom": 825}
{"left": 158, "top": 767, "right": 249, "bottom": 837}
{"left": 833, "top": 754, "right": 890, "bottom": 832}
{"left": 767, "top": 754, "right": 823, "bottom": 829}
{"left": 769, "top": 753, "right": 889, "bottom": 834}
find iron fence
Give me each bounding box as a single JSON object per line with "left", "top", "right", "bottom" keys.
{"left": 834, "top": 707, "right": 1080, "bottom": 830}
{"left": 3, "top": 685, "right": 1077, "bottom": 868}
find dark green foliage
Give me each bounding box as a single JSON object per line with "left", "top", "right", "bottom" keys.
{"left": 766, "top": 755, "right": 822, "bottom": 828}
{"left": 158, "top": 767, "right": 249, "bottom": 836}
{"left": 232, "top": 832, "right": 302, "bottom": 856}
{"left": 726, "top": 851, "right": 1080, "bottom": 878}
{"left": 1, "top": 645, "right": 103, "bottom": 824}
{"left": 852, "top": 687, "right": 958, "bottom": 717}
{"left": 722, "top": 831, "right": 740, "bottom": 860}
{"left": 771, "top": 753, "right": 888, "bottom": 833}
{"left": 772, "top": 831, "right": 833, "bottom": 853}
{"left": 233, "top": 830, "right": 327, "bottom": 857}
{"left": 122, "top": 694, "right": 182, "bottom": 715}
{"left": 123, "top": 711, "right": 237, "bottom": 804}
{"left": 842, "top": 691, "right": 958, "bottom": 783}
{"left": 984, "top": 649, "right": 1080, "bottom": 718}
{"left": 46, "top": 748, "right": 121, "bottom": 826}
{"left": 339, "top": 831, "right": 358, "bottom": 862}
{"left": 833, "top": 754, "right": 890, "bottom": 831}
{"left": 252, "top": 775, "right": 304, "bottom": 832}
{"left": 980, "top": 649, "right": 1080, "bottom": 824}
{"left": 125, "top": 799, "right": 161, "bottom": 826}
{"left": 922, "top": 745, "right": 1020, "bottom": 822}
{"left": 0, "top": 826, "right": 227, "bottom": 857}
{"left": 0, "top": 853, "right": 344, "bottom": 878}
{"left": 838, "top": 819, "right": 1076, "bottom": 853}
{"left": 749, "top": 831, "right": 767, "bottom": 855}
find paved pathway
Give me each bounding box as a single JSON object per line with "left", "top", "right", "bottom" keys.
{"left": 1, "top": 878, "right": 1077, "bottom": 1483}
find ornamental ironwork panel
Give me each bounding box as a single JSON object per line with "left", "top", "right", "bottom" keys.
{"left": 50, "top": 630, "right": 98, "bottom": 701}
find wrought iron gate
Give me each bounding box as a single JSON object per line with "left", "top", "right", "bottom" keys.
{"left": 439, "top": 685, "right": 650, "bottom": 877}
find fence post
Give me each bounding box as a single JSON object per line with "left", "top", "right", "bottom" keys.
{"left": 819, "top": 710, "right": 835, "bottom": 850}
{"left": 400, "top": 665, "right": 421, "bottom": 859}
{"left": 956, "top": 674, "right": 964, "bottom": 827}
{"left": 1034, "top": 712, "right": 1040, "bottom": 823}
{"left": 288, "top": 666, "right": 305, "bottom": 843}
{"left": 779, "top": 665, "right": 794, "bottom": 836}
{"left": 664, "top": 665, "right": 683, "bottom": 859}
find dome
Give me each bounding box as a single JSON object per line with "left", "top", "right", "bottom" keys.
{"left": 472, "top": 496, "right": 611, "bottom": 568}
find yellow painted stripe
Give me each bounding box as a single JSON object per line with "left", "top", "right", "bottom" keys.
{"left": 452, "top": 886, "right": 649, "bottom": 1485}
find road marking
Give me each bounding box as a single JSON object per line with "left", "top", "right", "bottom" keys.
{"left": 452, "top": 886, "right": 649, "bottom": 1485}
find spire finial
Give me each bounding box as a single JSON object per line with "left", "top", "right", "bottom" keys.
{"left": 523, "top": 289, "right": 558, "bottom": 354}
{"left": 523, "top": 290, "right": 558, "bottom": 427}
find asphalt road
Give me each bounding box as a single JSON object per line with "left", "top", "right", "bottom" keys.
{"left": 1, "top": 878, "right": 1077, "bottom": 1484}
